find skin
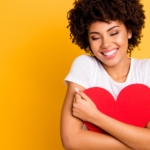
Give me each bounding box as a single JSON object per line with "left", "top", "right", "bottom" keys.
{"left": 88, "top": 20, "right": 132, "bottom": 82}
{"left": 61, "top": 20, "right": 150, "bottom": 150}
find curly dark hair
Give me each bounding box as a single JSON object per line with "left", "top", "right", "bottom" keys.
{"left": 67, "top": 0, "right": 145, "bottom": 56}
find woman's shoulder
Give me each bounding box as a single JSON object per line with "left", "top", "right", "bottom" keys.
{"left": 73, "top": 54, "right": 98, "bottom": 66}
{"left": 65, "top": 55, "right": 97, "bottom": 88}
{"left": 132, "top": 57, "right": 150, "bottom": 71}
{"left": 132, "top": 57, "right": 150, "bottom": 65}
{"left": 69, "top": 54, "right": 100, "bottom": 76}
{"left": 74, "top": 54, "right": 96, "bottom": 61}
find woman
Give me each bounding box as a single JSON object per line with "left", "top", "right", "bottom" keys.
{"left": 61, "top": 0, "right": 150, "bottom": 149}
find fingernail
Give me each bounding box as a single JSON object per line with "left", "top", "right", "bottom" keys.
{"left": 75, "top": 88, "right": 79, "bottom": 92}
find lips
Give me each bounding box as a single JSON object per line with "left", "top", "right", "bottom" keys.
{"left": 101, "top": 49, "right": 118, "bottom": 57}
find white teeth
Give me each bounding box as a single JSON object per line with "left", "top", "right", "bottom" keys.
{"left": 103, "top": 49, "right": 117, "bottom": 56}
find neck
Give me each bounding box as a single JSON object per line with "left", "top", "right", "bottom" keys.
{"left": 102, "top": 57, "right": 131, "bottom": 83}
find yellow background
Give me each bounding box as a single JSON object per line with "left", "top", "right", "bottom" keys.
{"left": 0, "top": 0, "right": 150, "bottom": 150}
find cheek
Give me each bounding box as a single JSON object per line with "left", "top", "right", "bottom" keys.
{"left": 115, "top": 34, "right": 128, "bottom": 47}
{"left": 89, "top": 41, "right": 101, "bottom": 50}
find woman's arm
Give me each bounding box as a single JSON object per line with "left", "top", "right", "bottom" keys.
{"left": 73, "top": 90, "right": 150, "bottom": 150}
{"left": 60, "top": 82, "right": 133, "bottom": 150}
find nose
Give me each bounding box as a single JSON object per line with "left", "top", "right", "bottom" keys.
{"left": 100, "top": 36, "right": 112, "bottom": 49}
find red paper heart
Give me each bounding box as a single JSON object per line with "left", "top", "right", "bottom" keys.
{"left": 83, "top": 84, "right": 150, "bottom": 133}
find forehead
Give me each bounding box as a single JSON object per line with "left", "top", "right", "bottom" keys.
{"left": 88, "top": 20, "right": 124, "bottom": 32}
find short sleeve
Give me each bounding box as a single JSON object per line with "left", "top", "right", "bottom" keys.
{"left": 64, "top": 55, "right": 93, "bottom": 88}
{"left": 145, "top": 59, "right": 150, "bottom": 87}
{"left": 134, "top": 58, "right": 150, "bottom": 87}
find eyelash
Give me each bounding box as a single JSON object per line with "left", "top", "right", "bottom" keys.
{"left": 110, "top": 32, "right": 119, "bottom": 36}
{"left": 92, "top": 37, "right": 100, "bottom": 41}
{"left": 91, "top": 32, "right": 119, "bottom": 41}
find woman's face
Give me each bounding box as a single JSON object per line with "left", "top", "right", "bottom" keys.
{"left": 88, "top": 20, "right": 132, "bottom": 67}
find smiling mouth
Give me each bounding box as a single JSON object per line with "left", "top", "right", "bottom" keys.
{"left": 101, "top": 49, "right": 118, "bottom": 57}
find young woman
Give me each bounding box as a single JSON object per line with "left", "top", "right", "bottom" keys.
{"left": 61, "top": 0, "right": 150, "bottom": 149}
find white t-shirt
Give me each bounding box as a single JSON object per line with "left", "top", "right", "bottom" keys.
{"left": 65, "top": 55, "right": 150, "bottom": 99}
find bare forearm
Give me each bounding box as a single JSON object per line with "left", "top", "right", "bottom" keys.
{"left": 92, "top": 112, "right": 150, "bottom": 150}
{"left": 63, "top": 129, "right": 133, "bottom": 150}
{"left": 62, "top": 83, "right": 132, "bottom": 150}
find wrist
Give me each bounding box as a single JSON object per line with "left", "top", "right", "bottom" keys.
{"left": 90, "top": 109, "right": 103, "bottom": 126}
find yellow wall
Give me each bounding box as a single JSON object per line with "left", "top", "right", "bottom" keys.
{"left": 0, "top": 0, "right": 150, "bottom": 150}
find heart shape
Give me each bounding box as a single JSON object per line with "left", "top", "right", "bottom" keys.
{"left": 83, "top": 84, "right": 150, "bottom": 133}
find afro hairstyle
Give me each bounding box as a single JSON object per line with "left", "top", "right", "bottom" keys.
{"left": 67, "top": 0, "right": 145, "bottom": 56}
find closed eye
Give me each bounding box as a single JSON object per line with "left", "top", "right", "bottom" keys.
{"left": 92, "top": 37, "right": 100, "bottom": 41}
{"left": 110, "top": 32, "right": 118, "bottom": 36}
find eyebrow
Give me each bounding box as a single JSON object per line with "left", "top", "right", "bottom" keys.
{"left": 89, "top": 25, "right": 119, "bottom": 35}
{"left": 107, "top": 25, "right": 119, "bottom": 31}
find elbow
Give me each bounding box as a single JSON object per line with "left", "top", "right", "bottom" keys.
{"left": 61, "top": 134, "right": 77, "bottom": 150}
{"left": 61, "top": 138, "right": 70, "bottom": 150}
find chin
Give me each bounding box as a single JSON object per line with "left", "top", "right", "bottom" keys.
{"left": 101, "top": 59, "right": 120, "bottom": 67}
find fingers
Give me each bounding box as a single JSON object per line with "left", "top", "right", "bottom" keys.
{"left": 74, "top": 93, "right": 81, "bottom": 103}
{"left": 74, "top": 88, "right": 90, "bottom": 101}
{"left": 72, "top": 93, "right": 81, "bottom": 117}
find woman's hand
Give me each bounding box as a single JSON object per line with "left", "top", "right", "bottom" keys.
{"left": 61, "top": 83, "right": 134, "bottom": 150}
{"left": 72, "top": 89, "right": 99, "bottom": 122}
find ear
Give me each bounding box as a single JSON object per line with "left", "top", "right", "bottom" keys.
{"left": 127, "top": 29, "right": 132, "bottom": 39}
